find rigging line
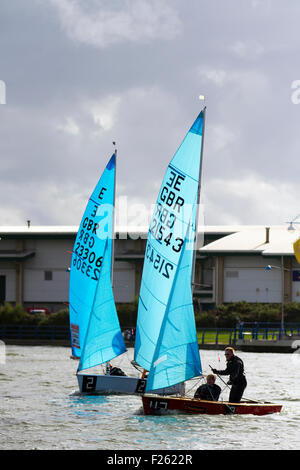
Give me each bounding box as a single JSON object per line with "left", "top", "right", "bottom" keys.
{"left": 219, "top": 384, "right": 229, "bottom": 397}
{"left": 185, "top": 376, "right": 205, "bottom": 395}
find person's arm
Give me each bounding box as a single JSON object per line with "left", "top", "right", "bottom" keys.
{"left": 211, "top": 363, "right": 230, "bottom": 375}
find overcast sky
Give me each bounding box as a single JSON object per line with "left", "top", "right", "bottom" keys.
{"left": 1, "top": 0, "right": 300, "bottom": 228}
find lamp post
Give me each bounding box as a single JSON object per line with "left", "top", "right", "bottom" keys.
{"left": 265, "top": 259, "right": 290, "bottom": 338}
{"left": 287, "top": 214, "right": 300, "bottom": 232}
{"left": 280, "top": 256, "right": 285, "bottom": 336}
{"left": 268, "top": 216, "right": 300, "bottom": 335}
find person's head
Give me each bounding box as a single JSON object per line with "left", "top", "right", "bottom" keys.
{"left": 206, "top": 374, "right": 216, "bottom": 385}
{"left": 224, "top": 347, "right": 235, "bottom": 361}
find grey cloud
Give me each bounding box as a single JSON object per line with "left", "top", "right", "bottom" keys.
{"left": 1, "top": 0, "right": 300, "bottom": 227}
{"left": 48, "top": 0, "right": 182, "bottom": 48}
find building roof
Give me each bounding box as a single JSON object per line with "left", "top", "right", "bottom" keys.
{"left": 0, "top": 225, "right": 149, "bottom": 239}
{"left": 199, "top": 225, "right": 299, "bottom": 257}
{"left": 0, "top": 226, "right": 78, "bottom": 234}
{"left": 0, "top": 224, "right": 298, "bottom": 257}
{"left": 0, "top": 224, "right": 238, "bottom": 239}
{"left": 0, "top": 224, "right": 244, "bottom": 236}
{"left": 0, "top": 250, "right": 35, "bottom": 261}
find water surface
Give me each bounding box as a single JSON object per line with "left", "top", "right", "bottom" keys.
{"left": 1, "top": 346, "right": 299, "bottom": 450}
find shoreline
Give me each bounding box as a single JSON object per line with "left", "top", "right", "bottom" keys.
{"left": 2, "top": 338, "right": 298, "bottom": 353}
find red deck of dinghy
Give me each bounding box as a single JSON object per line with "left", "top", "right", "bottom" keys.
{"left": 142, "top": 395, "right": 282, "bottom": 416}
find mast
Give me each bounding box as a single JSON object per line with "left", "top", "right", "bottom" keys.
{"left": 111, "top": 142, "right": 117, "bottom": 288}
{"left": 192, "top": 106, "right": 206, "bottom": 293}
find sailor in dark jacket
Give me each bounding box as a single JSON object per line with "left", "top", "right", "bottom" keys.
{"left": 194, "top": 374, "right": 221, "bottom": 401}
{"left": 212, "top": 347, "right": 247, "bottom": 403}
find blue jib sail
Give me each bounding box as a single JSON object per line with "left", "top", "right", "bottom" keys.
{"left": 145, "top": 224, "right": 202, "bottom": 391}
{"left": 78, "top": 238, "right": 126, "bottom": 371}
{"left": 134, "top": 111, "right": 204, "bottom": 375}
{"left": 69, "top": 154, "right": 118, "bottom": 358}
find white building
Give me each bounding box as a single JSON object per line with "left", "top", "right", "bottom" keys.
{"left": 0, "top": 224, "right": 299, "bottom": 312}
{"left": 199, "top": 225, "right": 300, "bottom": 307}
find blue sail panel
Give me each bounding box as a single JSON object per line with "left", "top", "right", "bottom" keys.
{"left": 145, "top": 227, "right": 202, "bottom": 392}
{"left": 69, "top": 154, "right": 116, "bottom": 358}
{"left": 134, "top": 112, "right": 204, "bottom": 371}
{"left": 78, "top": 239, "right": 126, "bottom": 371}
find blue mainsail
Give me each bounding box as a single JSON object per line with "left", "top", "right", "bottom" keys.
{"left": 134, "top": 111, "right": 205, "bottom": 375}
{"left": 78, "top": 238, "right": 126, "bottom": 371}
{"left": 69, "top": 154, "right": 117, "bottom": 358}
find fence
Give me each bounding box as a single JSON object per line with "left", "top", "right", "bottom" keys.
{"left": 0, "top": 325, "right": 70, "bottom": 342}
{"left": 0, "top": 325, "right": 237, "bottom": 345}
{"left": 198, "top": 328, "right": 237, "bottom": 345}
{"left": 237, "top": 322, "right": 300, "bottom": 341}
{"left": 1, "top": 323, "right": 300, "bottom": 344}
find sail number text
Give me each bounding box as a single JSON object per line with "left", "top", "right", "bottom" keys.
{"left": 150, "top": 169, "right": 186, "bottom": 254}
{"left": 160, "top": 170, "right": 185, "bottom": 213}
{"left": 71, "top": 192, "right": 108, "bottom": 280}
{"left": 151, "top": 217, "right": 183, "bottom": 253}
{"left": 72, "top": 240, "right": 103, "bottom": 281}
{"left": 146, "top": 243, "right": 173, "bottom": 279}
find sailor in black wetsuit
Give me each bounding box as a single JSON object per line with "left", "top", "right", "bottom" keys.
{"left": 194, "top": 374, "right": 221, "bottom": 401}
{"left": 212, "top": 347, "right": 247, "bottom": 403}
{"left": 107, "top": 362, "right": 126, "bottom": 376}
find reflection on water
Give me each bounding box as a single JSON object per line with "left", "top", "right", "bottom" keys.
{"left": 0, "top": 346, "right": 299, "bottom": 450}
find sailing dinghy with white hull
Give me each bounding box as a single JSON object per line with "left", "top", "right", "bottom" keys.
{"left": 140, "top": 108, "right": 282, "bottom": 416}
{"left": 69, "top": 152, "right": 183, "bottom": 396}
{"left": 69, "top": 152, "right": 145, "bottom": 395}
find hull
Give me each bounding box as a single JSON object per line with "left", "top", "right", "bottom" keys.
{"left": 142, "top": 395, "right": 282, "bottom": 416}
{"left": 77, "top": 373, "right": 185, "bottom": 396}
{"left": 77, "top": 373, "right": 145, "bottom": 395}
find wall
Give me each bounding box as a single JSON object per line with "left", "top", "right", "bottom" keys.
{"left": 223, "top": 256, "right": 282, "bottom": 303}
{"left": 0, "top": 236, "right": 137, "bottom": 308}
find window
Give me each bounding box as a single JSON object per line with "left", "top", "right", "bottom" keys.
{"left": 44, "top": 271, "right": 53, "bottom": 281}
{"left": 226, "top": 271, "right": 239, "bottom": 278}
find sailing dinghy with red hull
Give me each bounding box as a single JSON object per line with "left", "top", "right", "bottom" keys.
{"left": 142, "top": 395, "right": 282, "bottom": 416}
{"left": 138, "top": 107, "right": 282, "bottom": 416}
